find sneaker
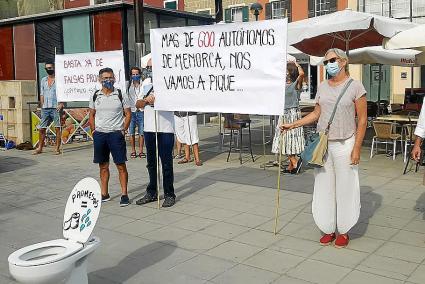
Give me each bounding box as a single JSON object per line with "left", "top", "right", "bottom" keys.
{"left": 101, "top": 194, "right": 111, "bottom": 202}
{"left": 135, "top": 194, "right": 158, "bottom": 205}
{"left": 319, "top": 233, "right": 336, "bottom": 246}
{"left": 162, "top": 196, "right": 176, "bottom": 208}
{"left": 120, "top": 195, "right": 130, "bottom": 207}
{"left": 334, "top": 234, "right": 349, "bottom": 248}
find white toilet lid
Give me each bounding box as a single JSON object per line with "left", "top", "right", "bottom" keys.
{"left": 63, "top": 178, "right": 102, "bottom": 243}
{"left": 8, "top": 239, "right": 83, "bottom": 267}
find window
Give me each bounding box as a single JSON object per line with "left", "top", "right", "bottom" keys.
{"left": 196, "top": 9, "right": 212, "bottom": 15}
{"left": 224, "top": 6, "right": 249, "bottom": 22}
{"left": 308, "top": 0, "right": 336, "bottom": 17}
{"left": 265, "top": 0, "right": 291, "bottom": 21}
{"left": 164, "top": 0, "right": 178, "bottom": 10}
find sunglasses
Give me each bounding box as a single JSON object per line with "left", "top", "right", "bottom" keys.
{"left": 323, "top": 57, "right": 338, "bottom": 66}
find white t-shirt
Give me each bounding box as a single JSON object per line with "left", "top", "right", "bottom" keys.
{"left": 138, "top": 78, "right": 174, "bottom": 133}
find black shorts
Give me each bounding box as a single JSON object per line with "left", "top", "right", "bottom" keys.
{"left": 93, "top": 131, "right": 127, "bottom": 164}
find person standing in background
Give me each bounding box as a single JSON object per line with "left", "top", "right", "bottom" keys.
{"left": 128, "top": 67, "right": 145, "bottom": 159}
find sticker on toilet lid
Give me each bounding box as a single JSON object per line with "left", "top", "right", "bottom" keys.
{"left": 63, "top": 177, "right": 101, "bottom": 243}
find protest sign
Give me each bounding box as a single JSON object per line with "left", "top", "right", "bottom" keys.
{"left": 55, "top": 50, "right": 125, "bottom": 102}
{"left": 150, "top": 19, "right": 287, "bottom": 115}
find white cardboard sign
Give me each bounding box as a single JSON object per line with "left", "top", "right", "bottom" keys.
{"left": 63, "top": 177, "right": 101, "bottom": 243}
{"left": 55, "top": 50, "right": 126, "bottom": 102}
{"left": 150, "top": 19, "right": 287, "bottom": 115}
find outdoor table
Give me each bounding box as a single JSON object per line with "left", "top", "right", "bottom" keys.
{"left": 375, "top": 115, "right": 418, "bottom": 123}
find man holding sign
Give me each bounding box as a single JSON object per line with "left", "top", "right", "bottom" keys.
{"left": 135, "top": 66, "right": 176, "bottom": 208}
{"left": 89, "top": 67, "right": 131, "bottom": 207}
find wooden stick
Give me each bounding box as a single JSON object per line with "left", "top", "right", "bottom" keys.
{"left": 262, "top": 115, "right": 266, "bottom": 170}
{"left": 274, "top": 132, "right": 284, "bottom": 235}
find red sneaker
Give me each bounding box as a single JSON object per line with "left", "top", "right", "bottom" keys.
{"left": 319, "top": 233, "right": 336, "bottom": 245}
{"left": 334, "top": 234, "right": 349, "bottom": 248}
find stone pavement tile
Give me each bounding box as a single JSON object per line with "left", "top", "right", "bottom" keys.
{"left": 170, "top": 254, "right": 236, "bottom": 280}
{"left": 142, "top": 226, "right": 193, "bottom": 244}
{"left": 287, "top": 212, "right": 314, "bottom": 225}
{"left": 310, "top": 246, "right": 369, "bottom": 268}
{"left": 365, "top": 213, "right": 412, "bottom": 229}
{"left": 349, "top": 223, "right": 399, "bottom": 240}
{"left": 375, "top": 205, "right": 420, "bottom": 220}
{"left": 172, "top": 216, "right": 218, "bottom": 232}
{"left": 202, "top": 222, "right": 249, "bottom": 239}
{"left": 390, "top": 198, "right": 420, "bottom": 209}
{"left": 99, "top": 236, "right": 162, "bottom": 260}
{"left": 144, "top": 210, "right": 189, "bottom": 225}
{"left": 89, "top": 245, "right": 198, "bottom": 284}
{"left": 111, "top": 205, "right": 158, "bottom": 219}
{"left": 272, "top": 275, "right": 314, "bottom": 284}
{"left": 390, "top": 230, "right": 425, "bottom": 248}
{"left": 113, "top": 220, "right": 164, "bottom": 237}
{"left": 244, "top": 204, "right": 282, "bottom": 218}
{"left": 356, "top": 254, "right": 419, "bottom": 281}
{"left": 270, "top": 235, "right": 321, "bottom": 258}
{"left": 404, "top": 220, "right": 425, "bottom": 234}
{"left": 286, "top": 259, "right": 351, "bottom": 284}
{"left": 88, "top": 274, "right": 120, "bottom": 284}
{"left": 234, "top": 229, "right": 284, "bottom": 248}
{"left": 211, "top": 264, "right": 280, "bottom": 284}
{"left": 205, "top": 240, "right": 263, "bottom": 263}
{"left": 196, "top": 196, "right": 258, "bottom": 213}
{"left": 196, "top": 207, "right": 241, "bottom": 221}
{"left": 97, "top": 214, "right": 136, "bottom": 230}
{"left": 339, "top": 270, "right": 404, "bottom": 284}
{"left": 167, "top": 202, "right": 211, "bottom": 216}
{"left": 375, "top": 241, "right": 425, "bottom": 263}
{"left": 346, "top": 236, "right": 385, "bottom": 253}
{"left": 225, "top": 213, "right": 271, "bottom": 228}
{"left": 243, "top": 249, "right": 304, "bottom": 274}
{"left": 176, "top": 232, "right": 226, "bottom": 253}
{"left": 407, "top": 264, "right": 425, "bottom": 284}
{"left": 0, "top": 274, "right": 17, "bottom": 284}
{"left": 286, "top": 223, "right": 322, "bottom": 242}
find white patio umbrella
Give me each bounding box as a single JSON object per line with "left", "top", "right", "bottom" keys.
{"left": 288, "top": 9, "right": 417, "bottom": 56}
{"left": 349, "top": 46, "right": 425, "bottom": 66}
{"left": 384, "top": 24, "right": 425, "bottom": 52}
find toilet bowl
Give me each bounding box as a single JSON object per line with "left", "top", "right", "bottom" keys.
{"left": 8, "top": 178, "right": 102, "bottom": 284}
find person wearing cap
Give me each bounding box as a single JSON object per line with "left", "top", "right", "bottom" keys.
{"left": 280, "top": 48, "right": 367, "bottom": 248}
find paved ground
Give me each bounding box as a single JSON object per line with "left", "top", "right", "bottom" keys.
{"left": 1, "top": 121, "right": 425, "bottom": 284}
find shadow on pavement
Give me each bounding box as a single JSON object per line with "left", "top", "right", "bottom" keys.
{"left": 89, "top": 241, "right": 176, "bottom": 284}
{"left": 0, "top": 155, "right": 38, "bottom": 173}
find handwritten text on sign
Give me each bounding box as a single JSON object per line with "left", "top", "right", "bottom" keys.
{"left": 55, "top": 50, "right": 125, "bottom": 102}
{"left": 151, "top": 20, "right": 287, "bottom": 115}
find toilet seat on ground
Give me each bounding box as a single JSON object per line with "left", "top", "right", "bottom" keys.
{"left": 8, "top": 239, "right": 83, "bottom": 267}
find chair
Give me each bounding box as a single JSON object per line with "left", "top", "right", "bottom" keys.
{"left": 224, "top": 113, "right": 254, "bottom": 164}
{"left": 403, "top": 112, "right": 420, "bottom": 173}
{"left": 370, "top": 121, "right": 403, "bottom": 160}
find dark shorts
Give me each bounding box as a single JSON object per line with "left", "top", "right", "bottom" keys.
{"left": 93, "top": 131, "right": 127, "bottom": 164}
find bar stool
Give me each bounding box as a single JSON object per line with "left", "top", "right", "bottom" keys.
{"left": 224, "top": 114, "right": 255, "bottom": 164}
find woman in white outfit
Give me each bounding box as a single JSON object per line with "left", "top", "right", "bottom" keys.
{"left": 280, "top": 48, "right": 367, "bottom": 248}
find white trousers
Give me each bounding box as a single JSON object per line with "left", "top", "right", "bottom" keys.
{"left": 312, "top": 135, "right": 361, "bottom": 234}
{"left": 174, "top": 115, "right": 199, "bottom": 145}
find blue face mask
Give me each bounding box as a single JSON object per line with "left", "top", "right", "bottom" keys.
{"left": 325, "top": 61, "right": 340, "bottom": 77}
{"left": 102, "top": 79, "right": 114, "bottom": 90}
{"left": 131, "top": 74, "right": 141, "bottom": 81}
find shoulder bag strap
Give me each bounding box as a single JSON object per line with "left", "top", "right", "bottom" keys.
{"left": 326, "top": 78, "right": 354, "bottom": 131}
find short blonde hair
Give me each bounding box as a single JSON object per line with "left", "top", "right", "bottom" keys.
{"left": 324, "top": 48, "right": 349, "bottom": 74}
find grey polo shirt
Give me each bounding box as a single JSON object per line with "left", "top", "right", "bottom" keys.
{"left": 89, "top": 88, "right": 130, "bottom": 133}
